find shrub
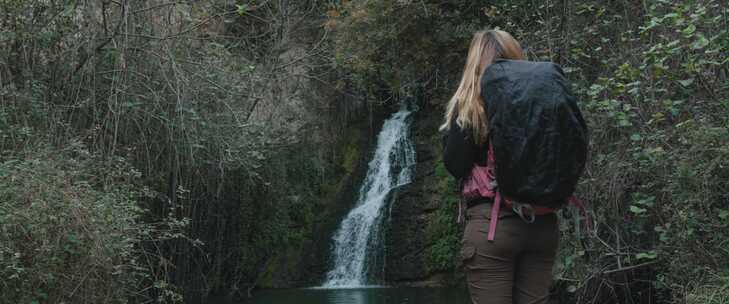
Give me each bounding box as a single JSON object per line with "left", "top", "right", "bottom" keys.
{"left": 0, "top": 141, "right": 182, "bottom": 303}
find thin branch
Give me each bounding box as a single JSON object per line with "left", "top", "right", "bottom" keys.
{"left": 602, "top": 261, "right": 657, "bottom": 275}
{"left": 132, "top": 1, "right": 188, "bottom": 14}
{"left": 73, "top": 1, "right": 126, "bottom": 75}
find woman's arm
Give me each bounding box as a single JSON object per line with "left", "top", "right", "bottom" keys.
{"left": 442, "top": 121, "right": 477, "bottom": 180}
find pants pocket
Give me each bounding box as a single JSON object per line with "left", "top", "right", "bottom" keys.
{"left": 461, "top": 245, "right": 476, "bottom": 264}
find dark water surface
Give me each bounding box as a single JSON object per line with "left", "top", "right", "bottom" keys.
{"left": 240, "top": 287, "right": 469, "bottom": 304}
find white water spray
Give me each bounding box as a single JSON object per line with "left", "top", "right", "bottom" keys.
{"left": 322, "top": 105, "right": 416, "bottom": 288}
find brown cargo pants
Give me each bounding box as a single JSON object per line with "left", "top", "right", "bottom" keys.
{"left": 461, "top": 202, "right": 559, "bottom": 304}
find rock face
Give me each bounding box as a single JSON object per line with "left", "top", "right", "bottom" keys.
{"left": 256, "top": 101, "right": 460, "bottom": 288}
{"left": 254, "top": 100, "right": 457, "bottom": 288}
{"left": 254, "top": 105, "right": 391, "bottom": 289}
{"left": 385, "top": 104, "right": 454, "bottom": 285}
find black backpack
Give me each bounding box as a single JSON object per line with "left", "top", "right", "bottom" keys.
{"left": 481, "top": 59, "right": 588, "bottom": 208}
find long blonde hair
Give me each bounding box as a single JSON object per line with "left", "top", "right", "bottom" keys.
{"left": 440, "top": 30, "right": 524, "bottom": 144}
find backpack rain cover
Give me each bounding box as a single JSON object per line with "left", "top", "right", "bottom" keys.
{"left": 481, "top": 59, "right": 588, "bottom": 208}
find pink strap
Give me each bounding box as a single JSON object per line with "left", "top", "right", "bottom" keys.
{"left": 477, "top": 143, "right": 593, "bottom": 241}
{"left": 487, "top": 193, "right": 502, "bottom": 241}
{"left": 485, "top": 143, "right": 499, "bottom": 241}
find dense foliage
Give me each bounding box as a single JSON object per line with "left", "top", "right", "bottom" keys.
{"left": 0, "top": 143, "right": 187, "bottom": 303}
{"left": 1, "top": 0, "right": 727, "bottom": 303}
{"left": 326, "top": 0, "right": 728, "bottom": 302}
{"left": 0, "top": 0, "right": 362, "bottom": 302}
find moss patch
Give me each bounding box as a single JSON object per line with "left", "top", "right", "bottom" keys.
{"left": 425, "top": 134, "right": 460, "bottom": 273}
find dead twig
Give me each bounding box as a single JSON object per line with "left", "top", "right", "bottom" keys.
{"left": 602, "top": 261, "right": 657, "bottom": 275}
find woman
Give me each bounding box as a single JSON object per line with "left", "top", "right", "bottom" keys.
{"left": 441, "top": 30, "right": 559, "bottom": 304}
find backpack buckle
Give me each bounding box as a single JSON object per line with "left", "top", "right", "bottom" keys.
{"left": 488, "top": 180, "right": 498, "bottom": 191}
{"left": 512, "top": 201, "right": 536, "bottom": 224}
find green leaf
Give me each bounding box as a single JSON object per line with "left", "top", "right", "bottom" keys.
{"left": 630, "top": 134, "right": 642, "bottom": 141}
{"left": 634, "top": 194, "right": 656, "bottom": 207}
{"left": 639, "top": 18, "right": 660, "bottom": 34}
{"left": 236, "top": 4, "right": 248, "bottom": 15}
{"left": 681, "top": 24, "right": 696, "bottom": 37}
{"left": 691, "top": 33, "right": 709, "bottom": 50}
{"left": 719, "top": 210, "right": 729, "bottom": 220}
{"left": 677, "top": 78, "right": 694, "bottom": 87}
{"left": 630, "top": 205, "right": 647, "bottom": 214}
{"left": 635, "top": 251, "right": 658, "bottom": 260}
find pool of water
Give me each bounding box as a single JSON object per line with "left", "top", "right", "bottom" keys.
{"left": 239, "top": 287, "right": 469, "bottom": 304}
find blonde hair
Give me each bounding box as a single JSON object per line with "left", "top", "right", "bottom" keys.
{"left": 440, "top": 30, "right": 525, "bottom": 144}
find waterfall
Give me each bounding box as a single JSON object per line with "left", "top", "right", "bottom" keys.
{"left": 322, "top": 105, "right": 416, "bottom": 288}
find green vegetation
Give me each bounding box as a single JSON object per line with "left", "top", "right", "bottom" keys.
{"left": 0, "top": 143, "right": 185, "bottom": 303}
{"left": 426, "top": 152, "right": 460, "bottom": 273}
{"left": 0, "top": 0, "right": 361, "bottom": 302}
{"left": 239, "top": 140, "right": 357, "bottom": 288}
{"left": 327, "top": 0, "right": 728, "bottom": 302}
{"left": 1, "top": 0, "right": 727, "bottom": 303}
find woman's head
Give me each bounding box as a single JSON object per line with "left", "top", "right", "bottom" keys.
{"left": 441, "top": 29, "right": 524, "bottom": 144}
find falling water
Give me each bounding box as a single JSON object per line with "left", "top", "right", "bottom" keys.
{"left": 322, "top": 105, "right": 416, "bottom": 288}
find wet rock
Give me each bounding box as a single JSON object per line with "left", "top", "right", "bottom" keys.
{"left": 385, "top": 105, "right": 448, "bottom": 284}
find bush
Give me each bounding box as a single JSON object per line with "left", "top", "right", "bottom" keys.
{"left": 0, "top": 141, "right": 182, "bottom": 303}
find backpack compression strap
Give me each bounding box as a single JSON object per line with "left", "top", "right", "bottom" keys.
{"left": 486, "top": 194, "right": 591, "bottom": 241}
